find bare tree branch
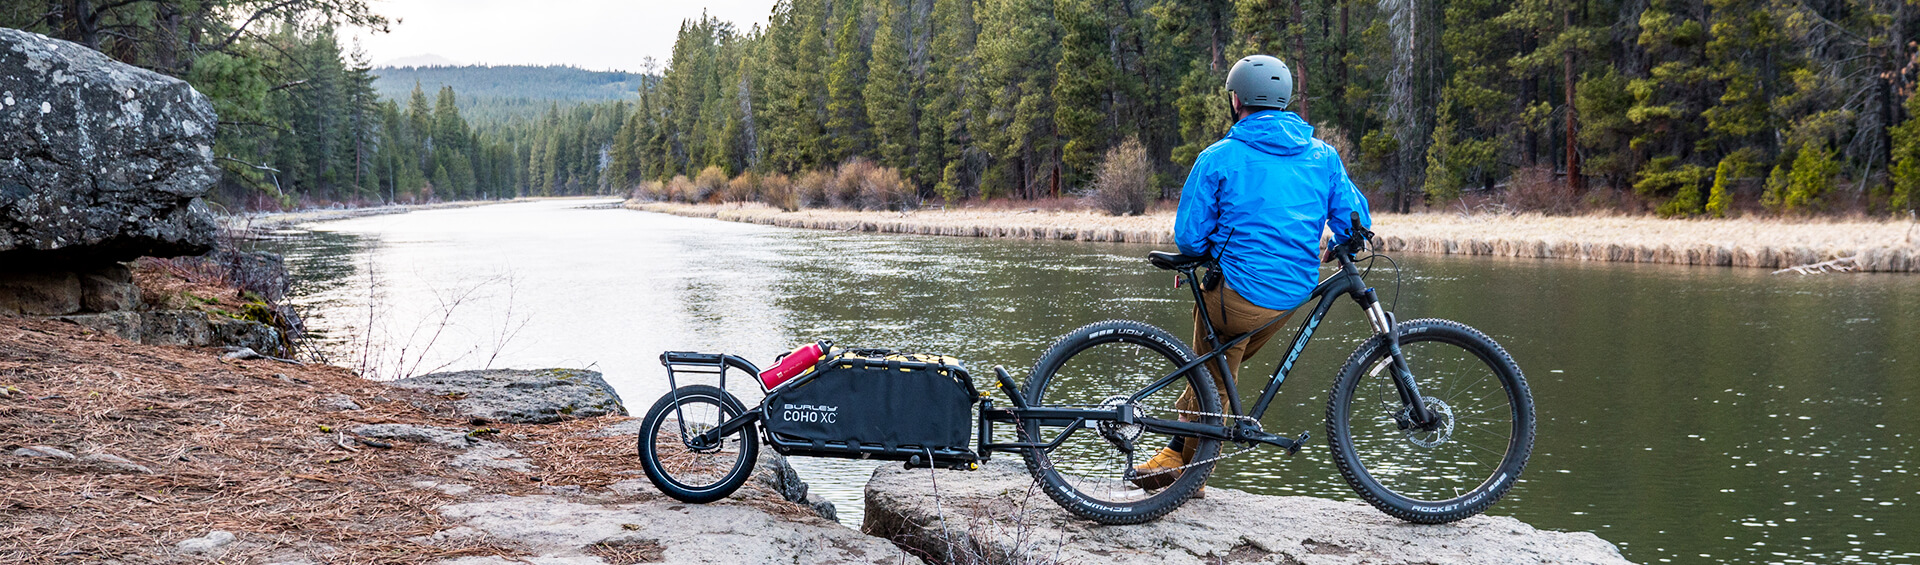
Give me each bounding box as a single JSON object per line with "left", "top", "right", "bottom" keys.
{"left": 207, "top": 0, "right": 306, "bottom": 53}
{"left": 219, "top": 120, "right": 294, "bottom": 133}
{"left": 269, "top": 79, "right": 310, "bottom": 92}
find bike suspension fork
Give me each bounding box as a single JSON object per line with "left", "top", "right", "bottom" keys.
{"left": 1360, "top": 288, "right": 1436, "bottom": 427}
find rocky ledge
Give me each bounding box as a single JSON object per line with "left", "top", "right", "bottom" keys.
{"left": 865, "top": 458, "right": 1634, "bottom": 565}
{"left": 390, "top": 368, "right": 627, "bottom": 424}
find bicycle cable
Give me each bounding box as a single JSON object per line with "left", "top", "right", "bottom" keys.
{"left": 1358, "top": 251, "right": 1404, "bottom": 315}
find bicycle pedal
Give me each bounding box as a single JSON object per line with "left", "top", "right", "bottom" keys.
{"left": 1286, "top": 431, "right": 1311, "bottom": 456}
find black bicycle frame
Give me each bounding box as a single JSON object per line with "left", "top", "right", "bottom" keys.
{"left": 977, "top": 252, "right": 1436, "bottom": 458}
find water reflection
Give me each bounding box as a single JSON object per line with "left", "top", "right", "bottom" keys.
{"left": 266, "top": 200, "right": 1919, "bottom": 564}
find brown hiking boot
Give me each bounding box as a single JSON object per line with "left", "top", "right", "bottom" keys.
{"left": 1128, "top": 447, "right": 1185, "bottom": 490}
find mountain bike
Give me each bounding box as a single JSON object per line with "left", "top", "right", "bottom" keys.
{"left": 972, "top": 217, "right": 1535, "bottom": 524}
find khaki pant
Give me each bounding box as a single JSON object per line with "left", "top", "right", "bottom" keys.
{"left": 1174, "top": 279, "right": 1293, "bottom": 415}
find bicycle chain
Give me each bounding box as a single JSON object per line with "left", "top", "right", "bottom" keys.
{"left": 1010, "top": 401, "right": 1278, "bottom": 481}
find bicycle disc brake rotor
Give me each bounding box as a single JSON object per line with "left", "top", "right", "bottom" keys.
{"left": 1095, "top": 395, "right": 1146, "bottom": 449}
{"left": 1404, "top": 397, "right": 1454, "bottom": 448}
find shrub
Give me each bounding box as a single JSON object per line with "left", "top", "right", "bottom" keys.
{"left": 759, "top": 173, "right": 798, "bottom": 211}
{"left": 694, "top": 166, "right": 729, "bottom": 203}
{"left": 665, "top": 175, "right": 695, "bottom": 203}
{"left": 795, "top": 169, "right": 832, "bottom": 208}
{"left": 1086, "top": 137, "right": 1154, "bottom": 216}
{"left": 1783, "top": 145, "right": 1839, "bottom": 211}
{"left": 1764, "top": 146, "right": 1839, "bottom": 213}
{"left": 1635, "top": 156, "right": 1710, "bottom": 217}
{"left": 857, "top": 165, "right": 910, "bottom": 210}
{"left": 1505, "top": 166, "right": 1576, "bottom": 215}
{"left": 633, "top": 180, "right": 667, "bottom": 201}
{"left": 830, "top": 158, "right": 878, "bottom": 208}
{"left": 725, "top": 172, "right": 760, "bottom": 203}
{"left": 1706, "top": 148, "right": 1760, "bottom": 218}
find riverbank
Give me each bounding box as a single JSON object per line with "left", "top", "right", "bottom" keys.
{"left": 220, "top": 197, "right": 613, "bottom": 234}
{"left": 632, "top": 201, "right": 1920, "bottom": 272}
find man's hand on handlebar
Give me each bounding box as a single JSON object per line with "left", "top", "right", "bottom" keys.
{"left": 1323, "top": 212, "right": 1374, "bottom": 264}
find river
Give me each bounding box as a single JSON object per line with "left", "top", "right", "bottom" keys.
{"left": 254, "top": 198, "right": 1918, "bottom": 565}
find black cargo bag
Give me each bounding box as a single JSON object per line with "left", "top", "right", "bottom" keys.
{"left": 762, "top": 350, "right": 978, "bottom": 461}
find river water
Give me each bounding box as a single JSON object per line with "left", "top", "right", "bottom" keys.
{"left": 256, "top": 199, "right": 1918, "bottom": 565}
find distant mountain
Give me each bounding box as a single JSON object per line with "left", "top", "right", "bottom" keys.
{"left": 375, "top": 53, "right": 463, "bottom": 68}
{"left": 371, "top": 65, "right": 646, "bottom": 124}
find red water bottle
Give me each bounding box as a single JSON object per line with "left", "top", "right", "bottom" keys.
{"left": 760, "top": 341, "right": 826, "bottom": 389}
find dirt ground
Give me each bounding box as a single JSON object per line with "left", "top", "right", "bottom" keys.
{"left": 0, "top": 315, "right": 815, "bottom": 564}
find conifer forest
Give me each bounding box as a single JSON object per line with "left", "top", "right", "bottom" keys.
{"left": 9, "top": 0, "right": 1920, "bottom": 216}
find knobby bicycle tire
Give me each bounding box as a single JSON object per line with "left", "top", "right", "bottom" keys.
{"left": 1021, "top": 320, "right": 1222, "bottom": 524}
{"left": 1325, "top": 318, "right": 1534, "bottom": 523}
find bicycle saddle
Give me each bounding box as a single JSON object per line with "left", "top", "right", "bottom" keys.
{"left": 1147, "top": 251, "right": 1208, "bottom": 271}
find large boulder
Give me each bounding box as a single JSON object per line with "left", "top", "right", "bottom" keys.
{"left": 865, "top": 459, "right": 1635, "bottom": 565}
{"left": 0, "top": 28, "right": 219, "bottom": 267}
{"left": 389, "top": 369, "right": 627, "bottom": 424}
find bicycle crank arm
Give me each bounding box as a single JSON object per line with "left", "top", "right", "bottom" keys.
{"left": 1234, "top": 427, "right": 1313, "bottom": 455}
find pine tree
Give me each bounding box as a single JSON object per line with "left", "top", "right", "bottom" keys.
{"left": 921, "top": 0, "right": 979, "bottom": 201}
{"left": 864, "top": 0, "right": 915, "bottom": 175}
{"left": 1157, "top": 0, "right": 1236, "bottom": 168}
{"left": 1422, "top": 0, "right": 1518, "bottom": 202}
{"left": 826, "top": 0, "right": 874, "bottom": 162}
{"left": 1627, "top": 0, "right": 1713, "bottom": 208}
{"left": 976, "top": 0, "right": 1061, "bottom": 198}
{"left": 1892, "top": 89, "right": 1920, "bottom": 212}
{"left": 1054, "top": 0, "right": 1118, "bottom": 191}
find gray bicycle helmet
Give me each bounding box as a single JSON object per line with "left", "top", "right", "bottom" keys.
{"left": 1226, "top": 54, "right": 1293, "bottom": 110}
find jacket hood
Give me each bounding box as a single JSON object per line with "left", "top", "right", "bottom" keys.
{"left": 1227, "top": 110, "right": 1314, "bottom": 156}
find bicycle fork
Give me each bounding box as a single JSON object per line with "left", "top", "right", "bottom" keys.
{"left": 1359, "top": 288, "right": 1439, "bottom": 430}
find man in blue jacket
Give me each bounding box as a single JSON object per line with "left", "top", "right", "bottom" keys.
{"left": 1133, "top": 54, "right": 1372, "bottom": 488}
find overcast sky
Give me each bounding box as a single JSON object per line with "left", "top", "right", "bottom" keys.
{"left": 350, "top": 0, "right": 780, "bottom": 72}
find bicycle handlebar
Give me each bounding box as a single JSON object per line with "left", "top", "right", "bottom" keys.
{"left": 1323, "top": 212, "right": 1374, "bottom": 264}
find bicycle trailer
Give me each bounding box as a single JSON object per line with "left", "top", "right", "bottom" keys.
{"left": 660, "top": 343, "right": 981, "bottom": 468}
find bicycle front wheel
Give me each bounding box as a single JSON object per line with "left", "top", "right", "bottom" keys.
{"left": 1022, "top": 320, "right": 1221, "bottom": 524}
{"left": 638, "top": 385, "right": 759, "bottom": 504}
{"left": 1326, "top": 318, "right": 1534, "bottom": 524}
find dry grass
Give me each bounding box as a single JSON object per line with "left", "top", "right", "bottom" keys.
{"left": 0, "top": 316, "right": 681, "bottom": 564}
{"left": 585, "top": 539, "right": 665, "bottom": 564}
{"left": 630, "top": 202, "right": 1920, "bottom": 272}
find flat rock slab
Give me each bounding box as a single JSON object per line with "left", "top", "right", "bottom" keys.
{"left": 430, "top": 495, "right": 903, "bottom": 565}
{"left": 865, "top": 459, "right": 1634, "bottom": 565}
{"left": 390, "top": 369, "right": 625, "bottom": 424}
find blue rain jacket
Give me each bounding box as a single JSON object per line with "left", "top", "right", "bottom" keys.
{"left": 1175, "top": 110, "right": 1372, "bottom": 311}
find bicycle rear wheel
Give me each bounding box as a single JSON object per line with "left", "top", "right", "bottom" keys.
{"left": 1021, "top": 320, "right": 1221, "bottom": 524}
{"left": 1326, "top": 318, "right": 1534, "bottom": 523}
{"left": 638, "top": 385, "right": 759, "bottom": 504}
